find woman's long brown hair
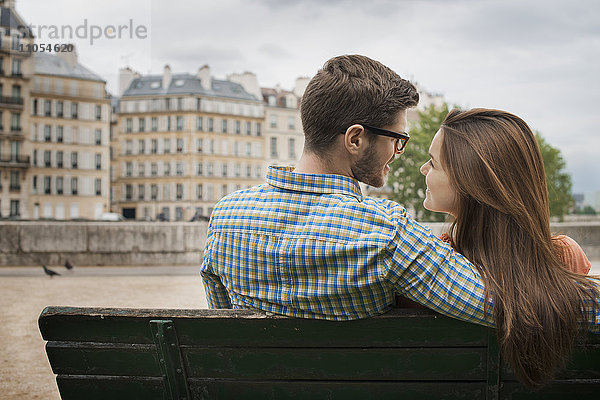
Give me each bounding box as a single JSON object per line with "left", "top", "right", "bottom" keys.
{"left": 440, "top": 108, "right": 599, "bottom": 387}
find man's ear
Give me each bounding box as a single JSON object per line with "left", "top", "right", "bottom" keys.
{"left": 343, "top": 124, "right": 367, "bottom": 156}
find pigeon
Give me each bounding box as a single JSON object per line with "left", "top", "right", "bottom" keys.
{"left": 65, "top": 260, "right": 74, "bottom": 270}
{"left": 42, "top": 264, "right": 61, "bottom": 277}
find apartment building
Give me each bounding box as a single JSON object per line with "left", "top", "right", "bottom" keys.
{"left": 0, "top": 1, "right": 33, "bottom": 218}
{"left": 260, "top": 77, "right": 308, "bottom": 174}
{"left": 28, "top": 51, "right": 110, "bottom": 219}
{"left": 114, "top": 65, "right": 265, "bottom": 221}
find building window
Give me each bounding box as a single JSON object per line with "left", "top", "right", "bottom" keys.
{"left": 207, "top": 163, "right": 213, "bottom": 177}
{"left": 126, "top": 162, "right": 133, "bottom": 177}
{"left": 175, "top": 206, "right": 183, "bottom": 221}
{"left": 289, "top": 138, "right": 296, "bottom": 159}
{"left": 176, "top": 138, "right": 183, "bottom": 153}
{"left": 288, "top": 117, "right": 295, "bottom": 130}
{"left": 32, "top": 149, "right": 37, "bottom": 166}
{"left": 235, "top": 120, "right": 240, "bottom": 134}
{"left": 269, "top": 115, "right": 277, "bottom": 128}
{"left": 57, "top": 126, "right": 64, "bottom": 143}
{"left": 44, "top": 125, "right": 51, "bottom": 142}
{"left": 56, "top": 101, "right": 63, "bottom": 117}
{"left": 167, "top": 116, "right": 172, "bottom": 131}
{"left": 9, "top": 200, "right": 19, "bottom": 217}
{"left": 138, "top": 139, "right": 145, "bottom": 154}
{"left": 44, "top": 100, "right": 51, "bottom": 116}
{"left": 138, "top": 184, "right": 144, "bottom": 200}
{"left": 138, "top": 117, "right": 145, "bottom": 132}
{"left": 95, "top": 153, "right": 101, "bottom": 170}
{"left": 176, "top": 116, "right": 183, "bottom": 131}
{"left": 196, "top": 184, "right": 203, "bottom": 200}
{"left": 56, "top": 177, "right": 63, "bottom": 195}
{"left": 151, "top": 184, "right": 158, "bottom": 200}
{"left": 222, "top": 163, "right": 228, "bottom": 177}
{"left": 234, "top": 164, "right": 240, "bottom": 177}
{"left": 125, "top": 140, "right": 132, "bottom": 155}
{"left": 95, "top": 129, "right": 101, "bottom": 145}
{"left": 71, "top": 102, "right": 78, "bottom": 119}
{"left": 32, "top": 175, "right": 38, "bottom": 193}
{"left": 11, "top": 58, "right": 21, "bottom": 75}
{"left": 176, "top": 162, "right": 183, "bottom": 176}
{"left": 270, "top": 137, "right": 278, "bottom": 158}
{"left": 221, "top": 184, "right": 228, "bottom": 198}
{"left": 151, "top": 163, "right": 157, "bottom": 176}
{"left": 95, "top": 105, "right": 102, "bottom": 120}
{"left": 95, "top": 178, "right": 102, "bottom": 196}
{"left": 197, "top": 163, "right": 203, "bottom": 176}
{"left": 164, "top": 162, "right": 170, "bottom": 176}
{"left": 126, "top": 118, "right": 132, "bottom": 133}
{"left": 177, "top": 97, "right": 183, "bottom": 111}
{"left": 256, "top": 122, "right": 261, "bottom": 136}
{"left": 10, "top": 112, "right": 20, "bottom": 131}
{"left": 44, "top": 150, "right": 51, "bottom": 167}
{"left": 221, "top": 119, "right": 227, "bottom": 133}
{"left": 246, "top": 121, "right": 251, "bottom": 135}
{"left": 151, "top": 139, "right": 158, "bottom": 154}
{"left": 70, "top": 152, "right": 78, "bottom": 169}
{"left": 196, "top": 138, "right": 203, "bottom": 153}
{"left": 196, "top": 117, "right": 203, "bottom": 131}
{"left": 138, "top": 163, "right": 145, "bottom": 177}
{"left": 246, "top": 142, "right": 251, "bottom": 156}
{"left": 71, "top": 177, "right": 78, "bottom": 195}
{"left": 32, "top": 99, "right": 38, "bottom": 116}
{"left": 151, "top": 117, "right": 158, "bottom": 131}
{"left": 10, "top": 171, "right": 20, "bottom": 191}
{"left": 176, "top": 184, "right": 183, "bottom": 200}
{"left": 163, "top": 138, "right": 170, "bottom": 153}
{"left": 208, "top": 118, "right": 213, "bottom": 132}
{"left": 56, "top": 151, "right": 63, "bottom": 168}
{"left": 125, "top": 184, "right": 132, "bottom": 200}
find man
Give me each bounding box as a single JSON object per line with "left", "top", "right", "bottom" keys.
{"left": 201, "top": 54, "right": 492, "bottom": 325}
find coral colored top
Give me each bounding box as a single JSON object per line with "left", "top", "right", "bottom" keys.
{"left": 439, "top": 233, "right": 591, "bottom": 275}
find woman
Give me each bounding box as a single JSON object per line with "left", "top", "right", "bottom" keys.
{"left": 419, "top": 108, "right": 599, "bottom": 387}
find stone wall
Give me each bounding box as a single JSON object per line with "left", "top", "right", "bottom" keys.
{"left": 0, "top": 221, "right": 598, "bottom": 267}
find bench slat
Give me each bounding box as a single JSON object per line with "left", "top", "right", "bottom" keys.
{"left": 56, "top": 376, "right": 164, "bottom": 400}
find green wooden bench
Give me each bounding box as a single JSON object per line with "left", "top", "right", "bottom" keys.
{"left": 38, "top": 306, "right": 600, "bottom": 400}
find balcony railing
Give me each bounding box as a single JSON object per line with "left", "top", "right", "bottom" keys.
{"left": 0, "top": 96, "right": 24, "bottom": 108}
{"left": 0, "top": 155, "right": 30, "bottom": 167}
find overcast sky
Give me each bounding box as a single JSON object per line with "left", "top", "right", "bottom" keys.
{"left": 16, "top": 0, "right": 600, "bottom": 193}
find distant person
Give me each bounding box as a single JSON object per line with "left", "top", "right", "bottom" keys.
{"left": 418, "top": 108, "right": 598, "bottom": 386}
{"left": 200, "top": 55, "right": 600, "bottom": 385}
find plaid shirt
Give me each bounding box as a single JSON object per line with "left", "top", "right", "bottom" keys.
{"left": 201, "top": 167, "right": 599, "bottom": 328}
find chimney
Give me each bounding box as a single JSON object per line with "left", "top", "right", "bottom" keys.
{"left": 197, "top": 65, "right": 211, "bottom": 90}
{"left": 118, "top": 67, "right": 140, "bottom": 96}
{"left": 57, "top": 44, "right": 79, "bottom": 69}
{"left": 293, "top": 77, "right": 310, "bottom": 97}
{"left": 227, "top": 71, "right": 261, "bottom": 100}
{"left": 162, "top": 64, "right": 172, "bottom": 91}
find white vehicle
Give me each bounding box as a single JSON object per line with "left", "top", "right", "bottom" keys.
{"left": 99, "top": 212, "right": 125, "bottom": 221}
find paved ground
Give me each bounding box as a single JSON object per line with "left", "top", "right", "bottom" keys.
{"left": 0, "top": 266, "right": 208, "bottom": 400}
{"left": 1, "top": 262, "right": 598, "bottom": 399}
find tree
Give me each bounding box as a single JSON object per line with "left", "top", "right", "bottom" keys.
{"left": 388, "top": 104, "right": 449, "bottom": 221}
{"left": 535, "top": 133, "right": 574, "bottom": 220}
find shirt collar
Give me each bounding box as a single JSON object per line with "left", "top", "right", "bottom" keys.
{"left": 266, "top": 166, "right": 363, "bottom": 200}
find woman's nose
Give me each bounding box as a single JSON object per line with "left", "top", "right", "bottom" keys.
{"left": 420, "top": 163, "right": 427, "bottom": 175}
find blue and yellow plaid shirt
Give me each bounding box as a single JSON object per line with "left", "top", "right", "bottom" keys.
{"left": 201, "top": 166, "right": 502, "bottom": 325}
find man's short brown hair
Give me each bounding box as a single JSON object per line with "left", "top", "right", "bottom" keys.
{"left": 300, "top": 54, "right": 419, "bottom": 156}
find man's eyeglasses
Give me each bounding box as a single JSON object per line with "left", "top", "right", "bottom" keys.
{"left": 362, "top": 124, "right": 410, "bottom": 153}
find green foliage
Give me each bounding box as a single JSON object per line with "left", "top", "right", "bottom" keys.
{"left": 576, "top": 205, "right": 597, "bottom": 215}
{"left": 535, "top": 133, "right": 574, "bottom": 220}
{"left": 388, "top": 104, "right": 449, "bottom": 221}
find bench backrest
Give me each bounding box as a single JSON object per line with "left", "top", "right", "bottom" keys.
{"left": 39, "top": 306, "right": 600, "bottom": 400}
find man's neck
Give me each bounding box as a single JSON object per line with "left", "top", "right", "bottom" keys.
{"left": 294, "top": 151, "right": 352, "bottom": 177}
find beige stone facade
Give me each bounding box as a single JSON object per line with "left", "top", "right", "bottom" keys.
{"left": 0, "top": 4, "right": 33, "bottom": 218}
{"left": 27, "top": 52, "right": 110, "bottom": 220}
{"left": 113, "top": 66, "right": 265, "bottom": 221}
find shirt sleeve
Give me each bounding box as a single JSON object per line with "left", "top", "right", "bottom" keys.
{"left": 386, "top": 216, "right": 494, "bottom": 328}
{"left": 200, "top": 232, "right": 233, "bottom": 309}
{"left": 553, "top": 235, "right": 592, "bottom": 275}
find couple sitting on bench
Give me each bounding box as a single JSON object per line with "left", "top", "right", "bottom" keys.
{"left": 200, "top": 54, "right": 598, "bottom": 388}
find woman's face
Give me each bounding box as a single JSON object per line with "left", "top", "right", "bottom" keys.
{"left": 420, "top": 129, "right": 458, "bottom": 216}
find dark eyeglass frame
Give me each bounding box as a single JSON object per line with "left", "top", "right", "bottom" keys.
{"left": 362, "top": 124, "right": 410, "bottom": 153}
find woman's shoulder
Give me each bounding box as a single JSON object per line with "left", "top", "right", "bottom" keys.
{"left": 552, "top": 235, "right": 591, "bottom": 275}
